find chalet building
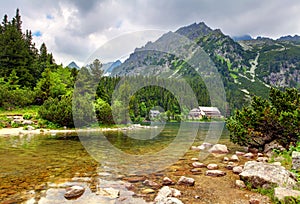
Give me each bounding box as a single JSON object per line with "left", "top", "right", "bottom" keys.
{"left": 188, "top": 106, "right": 222, "bottom": 119}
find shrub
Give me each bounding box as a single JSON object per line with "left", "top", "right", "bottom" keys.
{"left": 94, "top": 98, "right": 114, "bottom": 125}
{"left": 38, "top": 95, "right": 73, "bottom": 127}
{"left": 23, "top": 113, "right": 32, "bottom": 120}
{"left": 227, "top": 88, "right": 300, "bottom": 150}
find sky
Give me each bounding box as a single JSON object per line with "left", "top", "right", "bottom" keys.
{"left": 1, "top": 0, "right": 300, "bottom": 66}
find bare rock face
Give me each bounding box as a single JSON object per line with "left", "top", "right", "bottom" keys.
{"left": 177, "top": 176, "right": 195, "bottom": 186}
{"left": 64, "top": 186, "right": 85, "bottom": 199}
{"left": 208, "top": 144, "right": 229, "bottom": 154}
{"left": 239, "top": 161, "right": 298, "bottom": 189}
{"left": 292, "top": 151, "right": 300, "bottom": 170}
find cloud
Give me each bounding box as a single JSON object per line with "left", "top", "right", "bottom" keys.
{"left": 1, "top": 0, "right": 300, "bottom": 66}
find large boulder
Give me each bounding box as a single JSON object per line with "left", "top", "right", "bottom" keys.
{"left": 274, "top": 187, "right": 300, "bottom": 201}
{"left": 292, "top": 151, "right": 300, "bottom": 170}
{"left": 208, "top": 144, "right": 229, "bottom": 154}
{"left": 239, "top": 161, "right": 297, "bottom": 189}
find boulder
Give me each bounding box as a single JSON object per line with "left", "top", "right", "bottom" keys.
{"left": 239, "top": 161, "right": 297, "bottom": 189}
{"left": 143, "top": 180, "right": 160, "bottom": 189}
{"left": 205, "top": 170, "right": 226, "bottom": 177}
{"left": 232, "top": 166, "right": 243, "bottom": 174}
{"left": 235, "top": 180, "right": 246, "bottom": 188}
{"left": 230, "top": 155, "right": 240, "bottom": 162}
{"left": 292, "top": 151, "right": 300, "bottom": 170}
{"left": 64, "top": 186, "right": 85, "bottom": 199}
{"left": 177, "top": 176, "right": 195, "bottom": 186}
{"left": 209, "top": 144, "right": 229, "bottom": 154}
{"left": 274, "top": 187, "right": 300, "bottom": 201}
{"left": 162, "top": 177, "right": 175, "bottom": 185}
{"left": 207, "top": 164, "right": 218, "bottom": 170}
{"left": 264, "top": 141, "right": 286, "bottom": 157}
{"left": 192, "top": 162, "right": 206, "bottom": 168}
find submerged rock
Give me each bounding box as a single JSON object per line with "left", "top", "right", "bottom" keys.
{"left": 239, "top": 161, "right": 298, "bottom": 189}
{"left": 177, "top": 176, "right": 195, "bottom": 186}
{"left": 96, "top": 187, "right": 120, "bottom": 199}
{"left": 205, "top": 170, "right": 226, "bottom": 177}
{"left": 64, "top": 185, "right": 85, "bottom": 199}
{"left": 209, "top": 144, "right": 229, "bottom": 154}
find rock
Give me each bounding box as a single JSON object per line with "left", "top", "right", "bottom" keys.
{"left": 292, "top": 151, "right": 300, "bottom": 170}
{"left": 209, "top": 144, "right": 229, "bottom": 154}
{"left": 257, "top": 153, "right": 264, "bottom": 157}
{"left": 223, "top": 157, "right": 229, "bottom": 162}
{"left": 142, "top": 188, "right": 156, "bottom": 194}
{"left": 248, "top": 147, "right": 259, "bottom": 154}
{"left": 198, "top": 142, "right": 213, "bottom": 150}
{"left": 256, "top": 157, "right": 268, "bottom": 163}
{"left": 64, "top": 186, "right": 85, "bottom": 199}
{"left": 22, "top": 120, "right": 33, "bottom": 125}
{"left": 162, "top": 177, "right": 175, "bottom": 185}
{"left": 232, "top": 166, "right": 243, "bottom": 174}
{"left": 190, "top": 168, "right": 202, "bottom": 175}
{"left": 239, "top": 161, "right": 298, "bottom": 189}
{"left": 191, "top": 157, "right": 199, "bottom": 161}
{"left": 273, "top": 162, "right": 282, "bottom": 166}
{"left": 177, "top": 176, "right": 195, "bottom": 186}
{"left": 125, "top": 183, "right": 135, "bottom": 190}
{"left": 249, "top": 198, "right": 260, "bottom": 204}
{"left": 236, "top": 151, "right": 245, "bottom": 156}
{"left": 264, "top": 141, "right": 286, "bottom": 157}
{"left": 124, "top": 176, "right": 146, "bottom": 183}
{"left": 274, "top": 187, "right": 300, "bottom": 201}
{"left": 96, "top": 187, "right": 120, "bottom": 199}
{"left": 235, "top": 180, "right": 246, "bottom": 188}
{"left": 154, "top": 186, "right": 183, "bottom": 204}
{"left": 207, "top": 164, "right": 218, "bottom": 170}
{"left": 243, "top": 152, "right": 255, "bottom": 159}
{"left": 143, "top": 179, "right": 160, "bottom": 189}
{"left": 27, "top": 125, "right": 35, "bottom": 131}
{"left": 226, "top": 162, "right": 237, "bottom": 170}
{"left": 191, "top": 146, "right": 200, "bottom": 151}
{"left": 230, "top": 155, "right": 240, "bottom": 162}
{"left": 205, "top": 170, "right": 226, "bottom": 177}
{"left": 192, "top": 162, "right": 206, "bottom": 168}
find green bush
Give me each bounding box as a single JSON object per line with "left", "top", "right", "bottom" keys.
{"left": 38, "top": 95, "right": 73, "bottom": 127}
{"left": 94, "top": 98, "right": 114, "bottom": 125}
{"left": 0, "top": 116, "right": 11, "bottom": 128}
{"left": 227, "top": 88, "right": 300, "bottom": 150}
{"left": 23, "top": 113, "right": 33, "bottom": 120}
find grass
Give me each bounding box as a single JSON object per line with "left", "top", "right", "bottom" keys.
{"left": 0, "top": 105, "right": 40, "bottom": 116}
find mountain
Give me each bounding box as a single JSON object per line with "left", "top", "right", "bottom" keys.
{"left": 105, "top": 60, "right": 122, "bottom": 75}
{"left": 110, "top": 22, "right": 300, "bottom": 111}
{"left": 278, "top": 35, "right": 300, "bottom": 42}
{"left": 67, "top": 61, "right": 80, "bottom": 69}
{"left": 232, "top": 35, "right": 253, "bottom": 41}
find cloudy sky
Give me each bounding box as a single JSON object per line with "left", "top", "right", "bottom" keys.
{"left": 1, "top": 0, "right": 300, "bottom": 66}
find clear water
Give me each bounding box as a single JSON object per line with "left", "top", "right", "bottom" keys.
{"left": 0, "top": 123, "right": 263, "bottom": 204}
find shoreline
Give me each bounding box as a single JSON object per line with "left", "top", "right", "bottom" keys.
{"left": 0, "top": 124, "right": 155, "bottom": 137}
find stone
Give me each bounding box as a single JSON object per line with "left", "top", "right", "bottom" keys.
{"left": 191, "top": 157, "right": 199, "bottom": 161}
{"left": 264, "top": 141, "right": 286, "bottom": 157}
{"left": 96, "top": 187, "right": 120, "bottom": 199}
{"left": 292, "top": 151, "right": 300, "bottom": 170}
{"left": 249, "top": 198, "right": 260, "bottom": 204}
{"left": 256, "top": 157, "right": 268, "bottom": 163}
{"left": 191, "top": 146, "right": 200, "bottom": 151}
{"left": 162, "top": 177, "right": 175, "bottom": 185}
{"left": 209, "top": 144, "right": 229, "bottom": 154}
{"left": 243, "top": 152, "right": 255, "bottom": 159}
{"left": 192, "top": 162, "right": 206, "bottom": 168}
{"left": 64, "top": 186, "right": 85, "bottom": 199}
{"left": 205, "top": 170, "right": 226, "bottom": 177}
{"left": 257, "top": 153, "right": 264, "bottom": 157}
{"left": 124, "top": 176, "right": 146, "bottom": 183}
{"left": 27, "top": 125, "right": 35, "bottom": 131}
{"left": 273, "top": 162, "right": 282, "bottom": 166}
{"left": 207, "top": 164, "right": 218, "bottom": 170}
{"left": 125, "top": 183, "right": 135, "bottom": 190}
{"left": 177, "top": 176, "right": 195, "bottom": 186}
{"left": 142, "top": 188, "right": 155, "bottom": 194}
{"left": 235, "top": 180, "right": 246, "bottom": 188}
{"left": 198, "top": 142, "right": 213, "bottom": 150}
{"left": 143, "top": 179, "right": 160, "bottom": 189}
{"left": 22, "top": 120, "right": 33, "bottom": 125}
{"left": 232, "top": 166, "right": 243, "bottom": 174}
{"left": 239, "top": 161, "right": 297, "bottom": 189}
{"left": 274, "top": 187, "right": 300, "bottom": 201}
{"left": 223, "top": 157, "right": 229, "bottom": 162}
{"left": 154, "top": 186, "right": 183, "bottom": 204}
{"left": 190, "top": 168, "right": 202, "bottom": 175}
{"left": 236, "top": 151, "right": 245, "bottom": 156}
{"left": 230, "top": 155, "right": 240, "bottom": 162}
{"left": 226, "top": 162, "right": 236, "bottom": 170}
